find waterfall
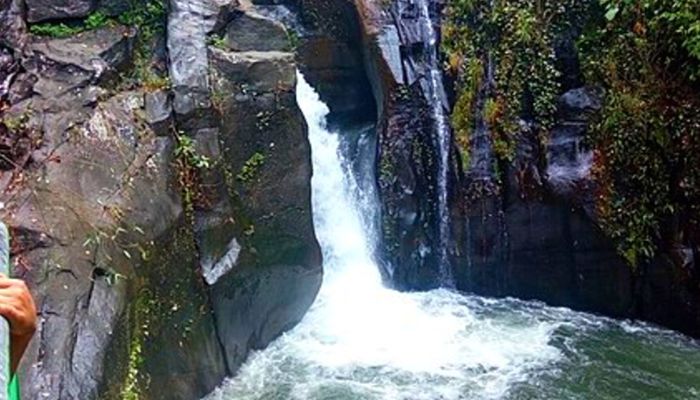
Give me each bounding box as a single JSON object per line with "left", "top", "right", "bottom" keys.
{"left": 203, "top": 73, "right": 561, "bottom": 399}
{"left": 416, "top": 0, "right": 454, "bottom": 287}
{"left": 202, "top": 72, "right": 700, "bottom": 400}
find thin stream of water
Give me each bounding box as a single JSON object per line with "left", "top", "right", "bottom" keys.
{"left": 416, "top": 0, "right": 454, "bottom": 285}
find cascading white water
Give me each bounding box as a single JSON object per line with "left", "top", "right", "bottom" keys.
{"left": 416, "top": 0, "right": 453, "bottom": 286}
{"left": 203, "top": 73, "right": 700, "bottom": 400}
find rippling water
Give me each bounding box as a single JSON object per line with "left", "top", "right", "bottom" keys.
{"left": 203, "top": 73, "right": 700, "bottom": 400}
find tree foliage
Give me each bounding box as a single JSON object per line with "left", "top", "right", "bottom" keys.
{"left": 442, "top": 0, "right": 700, "bottom": 267}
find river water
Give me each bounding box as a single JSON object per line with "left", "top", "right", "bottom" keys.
{"left": 203, "top": 74, "right": 700, "bottom": 400}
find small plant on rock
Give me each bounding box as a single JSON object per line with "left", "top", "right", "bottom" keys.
{"left": 237, "top": 152, "right": 266, "bottom": 183}
{"left": 175, "top": 134, "right": 210, "bottom": 170}
{"left": 208, "top": 34, "right": 228, "bottom": 50}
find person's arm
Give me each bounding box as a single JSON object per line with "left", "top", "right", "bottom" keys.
{"left": 0, "top": 274, "right": 37, "bottom": 374}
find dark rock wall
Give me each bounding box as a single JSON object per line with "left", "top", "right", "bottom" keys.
{"left": 447, "top": 3, "right": 700, "bottom": 337}
{"left": 350, "top": 0, "right": 700, "bottom": 337}
{"left": 347, "top": 0, "right": 464, "bottom": 290}
{"left": 457, "top": 86, "right": 636, "bottom": 319}
{"left": 1, "top": 1, "right": 322, "bottom": 399}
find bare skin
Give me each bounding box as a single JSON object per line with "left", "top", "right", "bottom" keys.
{"left": 0, "top": 274, "right": 37, "bottom": 374}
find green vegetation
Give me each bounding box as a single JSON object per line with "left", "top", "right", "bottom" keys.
{"left": 443, "top": 0, "right": 700, "bottom": 267}
{"left": 442, "top": 0, "right": 575, "bottom": 163}
{"left": 31, "top": 2, "right": 168, "bottom": 89}
{"left": 119, "top": 222, "right": 207, "bottom": 399}
{"left": 237, "top": 152, "right": 266, "bottom": 183}
{"left": 119, "top": 0, "right": 169, "bottom": 88}
{"left": 208, "top": 34, "right": 228, "bottom": 50}
{"left": 286, "top": 30, "right": 300, "bottom": 51}
{"left": 30, "top": 11, "right": 110, "bottom": 37}
{"left": 174, "top": 132, "right": 211, "bottom": 211}
{"left": 121, "top": 288, "right": 150, "bottom": 400}
{"left": 581, "top": 0, "right": 700, "bottom": 266}
{"left": 29, "top": 22, "right": 84, "bottom": 38}
{"left": 174, "top": 133, "right": 211, "bottom": 170}
{"left": 1, "top": 110, "right": 31, "bottom": 133}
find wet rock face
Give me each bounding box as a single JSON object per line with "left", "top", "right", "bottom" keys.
{"left": 296, "top": 0, "right": 376, "bottom": 128}
{"left": 375, "top": 90, "right": 445, "bottom": 290}
{"left": 1, "top": 2, "right": 322, "bottom": 399}
{"left": 456, "top": 86, "right": 633, "bottom": 315}
{"left": 344, "top": 0, "right": 461, "bottom": 289}
{"left": 349, "top": 0, "right": 700, "bottom": 337}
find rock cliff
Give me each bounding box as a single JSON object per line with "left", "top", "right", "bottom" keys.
{"left": 0, "top": 0, "right": 322, "bottom": 398}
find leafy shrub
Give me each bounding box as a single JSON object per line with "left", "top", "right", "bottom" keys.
{"left": 582, "top": 0, "right": 700, "bottom": 266}
{"left": 442, "top": 0, "right": 579, "bottom": 165}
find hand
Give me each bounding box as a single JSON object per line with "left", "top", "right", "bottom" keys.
{"left": 0, "top": 274, "right": 37, "bottom": 374}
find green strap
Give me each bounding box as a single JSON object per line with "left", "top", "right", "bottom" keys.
{"left": 8, "top": 375, "right": 18, "bottom": 400}
{"left": 1, "top": 223, "right": 11, "bottom": 400}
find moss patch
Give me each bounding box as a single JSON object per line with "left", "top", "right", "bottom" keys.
{"left": 442, "top": 0, "right": 578, "bottom": 164}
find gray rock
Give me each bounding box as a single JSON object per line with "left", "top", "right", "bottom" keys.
{"left": 26, "top": 0, "right": 93, "bottom": 23}
{"left": 297, "top": 35, "right": 375, "bottom": 127}
{"left": 205, "top": 42, "right": 323, "bottom": 374}
{"left": 203, "top": 237, "right": 241, "bottom": 285}
{"left": 208, "top": 48, "right": 295, "bottom": 92}
{"left": 558, "top": 86, "right": 602, "bottom": 121}
{"left": 0, "top": 49, "right": 12, "bottom": 72}
{"left": 225, "top": 11, "right": 289, "bottom": 52}
{"left": 8, "top": 73, "right": 38, "bottom": 104}
{"left": 5, "top": 91, "right": 184, "bottom": 400}
{"left": 254, "top": 4, "right": 305, "bottom": 33}
{"left": 0, "top": 2, "right": 326, "bottom": 398}
{"left": 63, "top": 272, "right": 127, "bottom": 399}
{"left": 0, "top": 0, "right": 27, "bottom": 49}
{"left": 97, "top": 0, "right": 131, "bottom": 16}
{"left": 376, "top": 25, "right": 404, "bottom": 86}
{"left": 144, "top": 89, "right": 172, "bottom": 128}
{"left": 194, "top": 127, "right": 221, "bottom": 158}
{"left": 210, "top": 263, "right": 322, "bottom": 371}
{"left": 27, "top": 26, "right": 136, "bottom": 95}
{"left": 167, "top": 0, "right": 236, "bottom": 115}
{"left": 0, "top": 48, "right": 16, "bottom": 99}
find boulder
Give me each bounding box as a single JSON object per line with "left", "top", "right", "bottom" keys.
{"left": 144, "top": 89, "right": 172, "bottom": 132}
{"left": 205, "top": 45, "right": 322, "bottom": 370}
{"left": 27, "top": 26, "right": 136, "bottom": 96}
{"left": 25, "top": 0, "right": 93, "bottom": 23}
{"left": 0, "top": 0, "right": 27, "bottom": 49}
{"left": 224, "top": 11, "right": 289, "bottom": 52}
{"left": 167, "top": 0, "right": 236, "bottom": 116}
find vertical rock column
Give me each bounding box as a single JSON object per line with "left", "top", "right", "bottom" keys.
{"left": 350, "top": 0, "right": 461, "bottom": 289}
